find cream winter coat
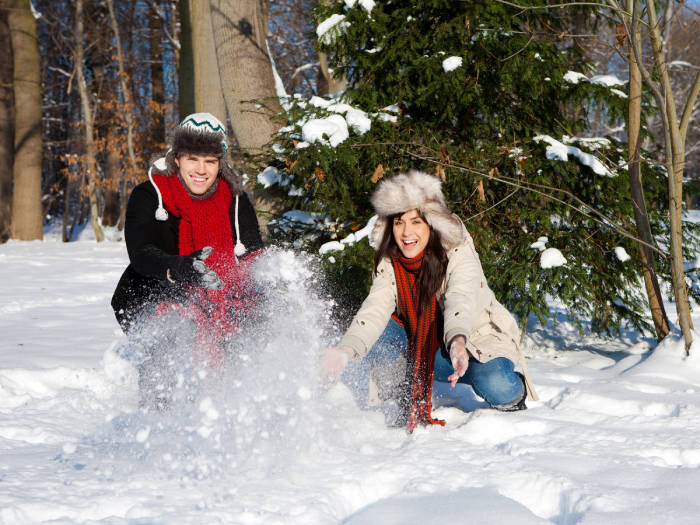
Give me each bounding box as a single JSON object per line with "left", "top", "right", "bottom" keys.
{"left": 339, "top": 228, "right": 538, "bottom": 401}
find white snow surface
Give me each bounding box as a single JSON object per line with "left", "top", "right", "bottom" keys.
{"left": 3, "top": 229, "right": 700, "bottom": 524}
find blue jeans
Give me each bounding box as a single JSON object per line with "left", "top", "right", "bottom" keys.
{"left": 367, "top": 318, "right": 524, "bottom": 407}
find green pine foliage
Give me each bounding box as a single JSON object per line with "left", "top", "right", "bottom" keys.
{"left": 266, "top": 0, "right": 699, "bottom": 336}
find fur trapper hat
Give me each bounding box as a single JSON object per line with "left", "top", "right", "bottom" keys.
{"left": 369, "top": 170, "right": 467, "bottom": 250}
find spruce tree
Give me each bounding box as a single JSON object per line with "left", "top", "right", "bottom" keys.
{"left": 265, "top": 0, "right": 699, "bottom": 335}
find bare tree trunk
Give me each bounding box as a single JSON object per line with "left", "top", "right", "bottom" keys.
{"left": 9, "top": 0, "right": 42, "bottom": 241}
{"left": 318, "top": 51, "right": 346, "bottom": 96}
{"left": 178, "top": 0, "right": 195, "bottom": 120}
{"left": 0, "top": 1, "right": 14, "bottom": 243}
{"left": 210, "top": 0, "right": 286, "bottom": 236}
{"left": 317, "top": 0, "right": 346, "bottom": 96}
{"left": 150, "top": 4, "right": 166, "bottom": 150}
{"left": 210, "top": 0, "right": 281, "bottom": 153}
{"left": 643, "top": 0, "right": 699, "bottom": 351}
{"left": 625, "top": 0, "right": 670, "bottom": 341}
{"left": 102, "top": 129, "right": 121, "bottom": 227}
{"left": 107, "top": 0, "right": 139, "bottom": 234}
{"left": 74, "top": 0, "right": 104, "bottom": 242}
{"left": 191, "top": 0, "right": 227, "bottom": 124}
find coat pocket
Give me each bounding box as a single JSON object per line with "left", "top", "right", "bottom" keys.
{"left": 466, "top": 322, "right": 512, "bottom": 362}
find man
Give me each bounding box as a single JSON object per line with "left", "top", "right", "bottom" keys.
{"left": 111, "top": 113, "right": 264, "bottom": 409}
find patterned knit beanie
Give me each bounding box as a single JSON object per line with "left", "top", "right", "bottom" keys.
{"left": 170, "top": 112, "right": 228, "bottom": 158}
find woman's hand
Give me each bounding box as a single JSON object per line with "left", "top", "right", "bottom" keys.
{"left": 447, "top": 336, "right": 469, "bottom": 387}
{"left": 320, "top": 346, "right": 354, "bottom": 386}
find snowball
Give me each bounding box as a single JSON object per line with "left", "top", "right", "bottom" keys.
{"left": 302, "top": 115, "right": 349, "bottom": 147}
{"left": 442, "top": 56, "right": 463, "bottom": 72}
{"left": 614, "top": 247, "right": 631, "bottom": 262}
{"left": 540, "top": 248, "right": 567, "bottom": 269}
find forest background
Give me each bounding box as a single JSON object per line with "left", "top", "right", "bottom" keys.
{"left": 1, "top": 0, "right": 699, "bottom": 349}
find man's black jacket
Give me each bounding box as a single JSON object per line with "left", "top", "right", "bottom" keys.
{"left": 111, "top": 180, "right": 264, "bottom": 333}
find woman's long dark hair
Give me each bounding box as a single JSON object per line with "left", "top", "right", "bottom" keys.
{"left": 374, "top": 211, "right": 449, "bottom": 312}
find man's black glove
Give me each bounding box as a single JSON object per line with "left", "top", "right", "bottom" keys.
{"left": 168, "top": 246, "right": 224, "bottom": 290}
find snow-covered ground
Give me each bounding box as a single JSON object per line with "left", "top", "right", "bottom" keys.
{"left": 2, "top": 226, "right": 700, "bottom": 525}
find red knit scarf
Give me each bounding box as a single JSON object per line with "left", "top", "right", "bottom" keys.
{"left": 391, "top": 252, "right": 445, "bottom": 433}
{"left": 152, "top": 174, "right": 256, "bottom": 366}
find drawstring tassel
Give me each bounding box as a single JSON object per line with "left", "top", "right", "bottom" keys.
{"left": 233, "top": 194, "right": 246, "bottom": 258}
{"left": 148, "top": 158, "right": 169, "bottom": 221}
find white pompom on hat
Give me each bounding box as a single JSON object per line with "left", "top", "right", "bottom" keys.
{"left": 369, "top": 170, "right": 466, "bottom": 250}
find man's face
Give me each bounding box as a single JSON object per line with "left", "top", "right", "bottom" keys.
{"left": 175, "top": 154, "right": 220, "bottom": 195}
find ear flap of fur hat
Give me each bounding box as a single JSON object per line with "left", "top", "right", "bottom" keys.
{"left": 368, "top": 170, "right": 466, "bottom": 250}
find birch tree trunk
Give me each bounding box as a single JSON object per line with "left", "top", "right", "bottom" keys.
{"left": 191, "top": 0, "right": 227, "bottom": 124}
{"left": 74, "top": 0, "right": 104, "bottom": 242}
{"left": 639, "top": 0, "right": 699, "bottom": 351}
{"left": 625, "top": 0, "right": 670, "bottom": 341}
{"left": 210, "top": 0, "right": 285, "bottom": 235}
{"left": 0, "top": 1, "right": 14, "bottom": 243}
{"left": 210, "top": 0, "right": 281, "bottom": 153}
{"left": 9, "top": 0, "right": 42, "bottom": 241}
{"left": 318, "top": 51, "right": 346, "bottom": 96}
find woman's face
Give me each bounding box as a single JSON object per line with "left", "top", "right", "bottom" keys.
{"left": 175, "top": 154, "right": 220, "bottom": 195}
{"left": 392, "top": 209, "right": 431, "bottom": 258}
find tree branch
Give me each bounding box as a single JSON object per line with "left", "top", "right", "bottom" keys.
{"left": 679, "top": 69, "right": 700, "bottom": 143}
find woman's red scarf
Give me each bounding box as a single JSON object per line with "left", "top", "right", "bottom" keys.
{"left": 391, "top": 252, "right": 445, "bottom": 433}
{"left": 152, "top": 173, "right": 257, "bottom": 367}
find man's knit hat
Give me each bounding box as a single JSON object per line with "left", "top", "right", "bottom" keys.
{"left": 171, "top": 112, "right": 228, "bottom": 158}
{"left": 369, "top": 170, "right": 466, "bottom": 250}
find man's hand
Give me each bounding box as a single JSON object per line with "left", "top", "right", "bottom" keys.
{"left": 320, "top": 346, "right": 354, "bottom": 386}
{"left": 447, "top": 336, "right": 469, "bottom": 387}
{"left": 169, "top": 246, "right": 225, "bottom": 290}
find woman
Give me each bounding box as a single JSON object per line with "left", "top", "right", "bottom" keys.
{"left": 111, "top": 112, "right": 264, "bottom": 409}
{"left": 322, "top": 170, "right": 537, "bottom": 432}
